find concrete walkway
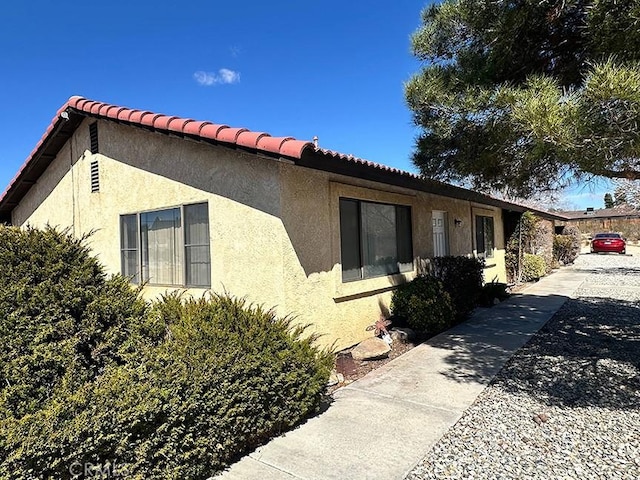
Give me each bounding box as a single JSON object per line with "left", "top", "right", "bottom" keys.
{"left": 215, "top": 268, "right": 588, "bottom": 480}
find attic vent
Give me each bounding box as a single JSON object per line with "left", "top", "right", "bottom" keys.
{"left": 89, "top": 122, "right": 99, "bottom": 154}
{"left": 90, "top": 160, "right": 99, "bottom": 193}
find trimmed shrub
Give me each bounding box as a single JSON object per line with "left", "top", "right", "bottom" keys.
{"left": 429, "top": 256, "right": 484, "bottom": 320}
{"left": 554, "top": 235, "right": 574, "bottom": 264}
{"left": 557, "top": 225, "right": 581, "bottom": 264}
{"left": 521, "top": 253, "right": 547, "bottom": 282}
{"left": 0, "top": 226, "right": 148, "bottom": 419}
{"left": 0, "top": 226, "right": 333, "bottom": 479}
{"left": 2, "top": 293, "right": 333, "bottom": 479}
{"left": 390, "top": 275, "right": 455, "bottom": 334}
{"left": 532, "top": 219, "right": 554, "bottom": 272}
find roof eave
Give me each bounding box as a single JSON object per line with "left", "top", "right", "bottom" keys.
{"left": 0, "top": 108, "right": 85, "bottom": 220}
{"left": 298, "top": 149, "right": 568, "bottom": 221}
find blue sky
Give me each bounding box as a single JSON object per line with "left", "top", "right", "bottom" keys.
{"left": 0, "top": 1, "right": 608, "bottom": 210}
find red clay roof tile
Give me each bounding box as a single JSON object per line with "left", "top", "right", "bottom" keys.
{"left": 216, "top": 127, "right": 247, "bottom": 143}
{"left": 199, "top": 123, "right": 227, "bottom": 140}
{"left": 280, "top": 139, "right": 313, "bottom": 159}
{"left": 167, "top": 118, "right": 191, "bottom": 133}
{"left": 128, "top": 110, "right": 149, "bottom": 123}
{"left": 105, "top": 106, "right": 122, "bottom": 119}
{"left": 140, "top": 112, "right": 161, "bottom": 127}
{"left": 236, "top": 131, "right": 267, "bottom": 149}
{"left": 66, "top": 96, "right": 314, "bottom": 157}
{"left": 153, "top": 115, "right": 176, "bottom": 131}
{"left": 0, "top": 96, "right": 322, "bottom": 214}
{"left": 257, "top": 136, "right": 293, "bottom": 154}
{"left": 183, "top": 120, "right": 210, "bottom": 136}
{"left": 117, "top": 109, "right": 134, "bottom": 121}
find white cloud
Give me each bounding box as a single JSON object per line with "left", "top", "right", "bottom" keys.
{"left": 193, "top": 69, "right": 240, "bottom": 86}
{"left": 218, "top": 68, "right": 240, "bottom": 84}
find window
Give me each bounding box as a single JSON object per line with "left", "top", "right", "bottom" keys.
{"left": 475, "top": 215, "right": 495, "bottom": 258}
{"left": 120, "top": 203, "right": 211, "bottom": 287}
{"left": 339, "top": 198, "right": 413, "bottom": 282}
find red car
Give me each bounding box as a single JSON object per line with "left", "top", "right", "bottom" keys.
{"left": 590, "top": 233, "right": 626, "bottom": 254}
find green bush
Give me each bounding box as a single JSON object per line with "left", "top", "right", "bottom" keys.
{"left": 0, "top": 226, "right": 333, "bottom": 479}
{"left": 556, "top": 225, "right": 581, "bottom": 264}
{"left": 0, "top": 226, "right": 148, "bottom": 419}
{"left": 521, "top": 253, "right": 547, "bottom": 282}
{"left": 390, "top": 275, "right": 455, "bottom": 334}
{"left": 532, "top": 219, "right": 554, "bottom": 272}
{"left": 505, "top": 251, "right": 518, "bottom": 283}
{"left": 429, "top": 256, "right": 484, "bottom": 320}
{"left": 553, "top": 234, "right": 574, "bottom": 264}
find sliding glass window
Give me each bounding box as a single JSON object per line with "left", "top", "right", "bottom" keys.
{"left": 339, "top": 198, "right": 413, "bottom": 282}
{"left": 120, "top": 202, "right": 211, "bottom": 287}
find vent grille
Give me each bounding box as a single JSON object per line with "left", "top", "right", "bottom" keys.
{"left": 89, "top": 122, "right": 99, "bottom": 154}
{"left": 90, "top": 160, "right": 99, "bottom": 193}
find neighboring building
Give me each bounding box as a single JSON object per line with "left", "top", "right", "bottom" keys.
{"left": 559, "top": 207, "right": 640, "bottom": 237}
{"left": 0, "top": 96, "right": 563, "bottom": 349}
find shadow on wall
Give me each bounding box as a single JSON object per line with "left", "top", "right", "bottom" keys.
{"left": 429, "top": 295, "right": 639, "bottom": 411}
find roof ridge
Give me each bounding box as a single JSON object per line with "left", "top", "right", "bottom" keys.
{"left": 0, "top": 95, "right": 568, "bottom": 222}
{"left": 65, "top": 96, "right": 314, "bottom": 158}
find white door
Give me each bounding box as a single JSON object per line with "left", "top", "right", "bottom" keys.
{"left": 432, "top": 211, "right": 449, "bottom": 257}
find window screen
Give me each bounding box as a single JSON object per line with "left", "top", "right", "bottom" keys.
{"left": 339, "top": 198, "right": 413, "bottom": 281}
{"left": 120, "top": 203, "right": 211, "bottom": 287}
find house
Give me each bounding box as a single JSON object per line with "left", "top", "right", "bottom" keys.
{"left": 559, "top": 207, "right": 640, "bottom": 240}
{"left": 0, "top": 96, "right": 563, "bottom": 349}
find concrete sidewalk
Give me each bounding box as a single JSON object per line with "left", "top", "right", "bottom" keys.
{"left": 215, "top": 268, "right": 588, "bottom": 480}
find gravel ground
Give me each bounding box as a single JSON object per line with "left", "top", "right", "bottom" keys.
{"left": 406, "top": 249, "right": 640, "bottom": 480}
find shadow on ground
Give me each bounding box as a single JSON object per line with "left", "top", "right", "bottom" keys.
{"left": 427, "top": 294, "right": 568, "bottom": 385}
{"left": 573, "top": 265, "right": 640, "bottom": 277}
{"left": 429, "top": 295, "right": 640, "bottom": 410}
{"left": 495, "top": 296, "right": 640, "bottom": 410}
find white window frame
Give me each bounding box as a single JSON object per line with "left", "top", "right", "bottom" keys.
{"left": 120, "top": 202, "right": 211, "bottom": 287}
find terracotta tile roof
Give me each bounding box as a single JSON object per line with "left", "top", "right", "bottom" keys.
{"left": 0, "top": 95, "right": 568, "bottom": 223}
{"left": 0, "top": 96, "right": 315, "bottom": 217}
{"left": 64, "top": 96, "right": 313, "bottom": 157}
{"left": 316, "top": 147, "right": 419, "bottom": 179}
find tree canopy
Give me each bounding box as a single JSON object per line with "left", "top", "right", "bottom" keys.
{"left": 613, "top": 178, "right": 640, "bottom": 207}
{"left": 604, "top": 192, "right": 614, "bottom": 208}
{"left": 406, "top": 0, "right": 640, "bottom": 197}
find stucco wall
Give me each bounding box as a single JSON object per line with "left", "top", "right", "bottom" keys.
{"left": 278, "top": 165, "right": 506, "bottom": 349}
{"left": 13, "top": 119, "right": 288, "bottom": 311}
{"left": 13, "top": 118, "right": 507, "bottom": 350}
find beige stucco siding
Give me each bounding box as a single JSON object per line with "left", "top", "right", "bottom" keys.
{"left": 13, "top": 118, "right": 507, "bottom": 350}
{"left": 13, "top": 119, "right": 288, "bottom": 311}
{"left": 278, "top": 165, "right": 507, "bottom": 349}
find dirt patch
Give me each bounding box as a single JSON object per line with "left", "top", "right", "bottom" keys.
{"left": 328, "top": 339, "right": 417, "bottom": 394}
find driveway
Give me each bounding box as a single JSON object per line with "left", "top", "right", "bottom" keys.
{"left": 406, "top": 248, "right": 640, "bottom": 479}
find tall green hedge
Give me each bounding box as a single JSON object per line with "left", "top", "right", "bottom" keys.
{"left": 0, "top": 226, "right": 148, "bottom": 420}
{"left": 0, "top": 226, "right": 332, "bottom": 479}
{"left": 429, "top": 256, "right": 484, "bottom": 320}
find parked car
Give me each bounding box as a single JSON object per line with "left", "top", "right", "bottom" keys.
{"left": 590, "top": 233, "right": 626, "bottom": 254}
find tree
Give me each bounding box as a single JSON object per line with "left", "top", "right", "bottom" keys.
{"left": 406, "top": 0, "right": 640, "bottom": 197}
{"left": 604, "top": 193, "right": 614, "bottom": 208}
{"left": 613, "top": 179, "right": 640, "bottom": 208}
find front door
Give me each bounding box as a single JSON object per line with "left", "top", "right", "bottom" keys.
{"left": 432, "top": 211, "right": 449, "bottom": 257}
